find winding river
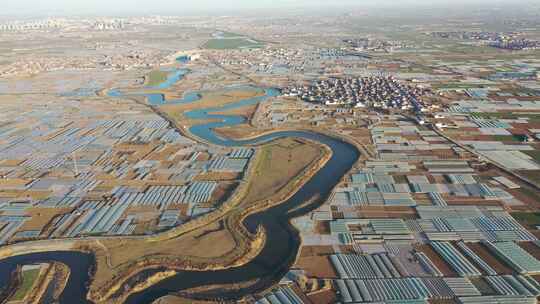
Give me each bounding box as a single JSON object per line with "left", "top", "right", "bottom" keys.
{"left": 0, "top": 67, "right": 360, "bottom": 303}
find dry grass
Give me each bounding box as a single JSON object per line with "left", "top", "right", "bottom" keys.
{"left": 211, "top": 104, "right": 258, "bottom": 119}
{"left": 145, "top": 70, "right": 169, "bottom": 87}
{"left": 242, "top": 137, "right": 325, "bottom": 204}
{"left": 90, "top": 220, "right": 237, "bottom": 289}
{"left": 0, "top": 159, "right": 25, "bottom": 166}
{"left": 210, "top": 182, "right": 238, "bottom": 204}
{"left": 213, "top": 124, "right": 266, "bottom": 139}
{"left": 0, "top": 178, "right": 30, "bottom": 187}
{"left": 519, "top": 242, "right": 540, "bottom": 260}
{"left": 161, "top": 88, "right": 263, "bottom": 118}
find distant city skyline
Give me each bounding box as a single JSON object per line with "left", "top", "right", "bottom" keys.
{"left": 2, "top": 0, "right": 537, "bottom": 16}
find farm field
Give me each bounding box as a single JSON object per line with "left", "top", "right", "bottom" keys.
{"left": 81, "top": 137, "right": 329, "bottom": 302}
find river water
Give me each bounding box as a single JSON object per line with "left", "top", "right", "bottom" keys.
{"left": 0, "top": 68, "right": 360, "bottom": 303}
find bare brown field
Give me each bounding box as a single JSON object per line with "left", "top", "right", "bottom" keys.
{"left": 519, "top": 241, "right": 540, "bottom": 260}
{"left": 313, "top": 221, "right": 330, "bottom": 234}
{"left": 466, "top": 243, "right": 513, "bottom": 274}
{"left": 194, "top": 172, "right": 241, "bottom": 181}
{"left": 299, "top": 246, "right": 336, "bottom": 257}
{"left": 0, "top": 159, "right": 25, "bottom": 166}
{"left": 309, "top": 288, "right": 336, "bottom": 304}
{"left": 517, "top": 170, "right": 540, "bottom": 187}
{"left": 415, "top": 244, "right": 456, "bottom": 277}
{"left": 341, "top": 206, "right": 417, "bottom": 219}
{"left": 294, "top": 256, "right": 337, "bottom": 278}
{"left": 210, "top": 182, "right": 238, "bottom": 203}
{"left": 509, "top": 187, "right": 540, "bottom": 209}
{"left": 20, "top": 207, "right": 73, "bottom": 232}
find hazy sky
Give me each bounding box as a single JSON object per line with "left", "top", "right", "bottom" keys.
{"left": 1, "top": 0, "right": 535, "bottom": 16}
